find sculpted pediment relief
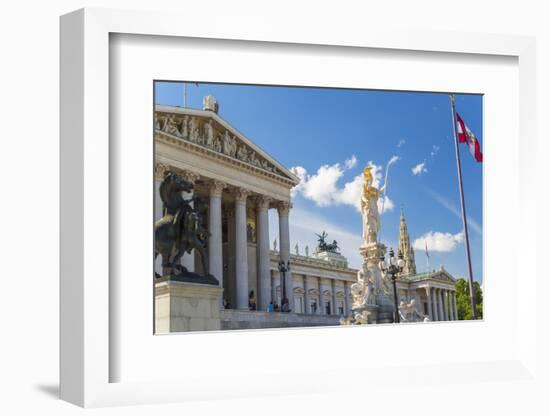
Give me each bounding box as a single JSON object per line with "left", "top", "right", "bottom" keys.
{"left": 432, "top": 270, "right": 455, "bottom": 283}
{"left": 155, "top": 110, "right": 294, "bottom": 181}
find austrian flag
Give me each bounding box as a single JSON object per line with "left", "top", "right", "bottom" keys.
{"left": 455, "top": 113, "right": 483, "bottom": 162}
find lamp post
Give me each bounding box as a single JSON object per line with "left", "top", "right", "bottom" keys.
{"left": 278, "top": 260, "right": 291, "bottom": 312}
{"left": 378, "top": 248, "right": 405, "bottom": 323}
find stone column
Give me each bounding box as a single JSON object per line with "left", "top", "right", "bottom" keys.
{"left": 208, "top": 180, "right": 225, "bottom": 305}
{"left": 437, "top": 289, "right": 445, "bottom": 321}
{"left": 344, "top": 281, "right": 350, "bottom": 315}
{"left": 278, "top": 202, "right": 294, "bottom": 311}
{"left": 271, "top": 272, "right": 277, "bottom": 306}
{"left": 303, "top": 276, "right": 310, "bottom": 314}
{"left": 441, "top": 290, "right": 446, "bottom": 320}
{"left": 255, "top": 196, "right": 271, "bottom": 311}
{"left": 432, "top": 289, "right": 439, "bottom": 321}
{"left": 331, "top": 280, "right": 337, "bottom": 315}
{"left": 444, "top": 290, "right": 450, "bottom": 320}
{"left": 234, "top": 188, "right": 250, "bottom": 310}
{"left": 225, "top": 206, "right": 236, "bottom": 308}
{"left": 425, "top": 287, "right": 433, "bottom": 321}
{"left": 318, "top": 277, "right": 324, "bottom": 315}
{"left": 180, "top": 171, "right": 200, "bottom": 273}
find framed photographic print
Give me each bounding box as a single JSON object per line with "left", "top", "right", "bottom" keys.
{"left": 60, "top": 7, "right": 539, "bottom": 408}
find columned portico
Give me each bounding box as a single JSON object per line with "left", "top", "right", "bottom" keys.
{"left": 278, "top": 202, "right": 293, "bottom": 311}
{"left": 255, "top": 196, "right": 271, "bottom": 311}
{"left": 234, "top": 188, "right": 250, "bottom": 309}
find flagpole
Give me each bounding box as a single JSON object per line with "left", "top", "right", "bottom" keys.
{"left": 449, "top": 94, "right": 477, "bottom": 319}
{"left": 425, "top": 242, "right": 430, "bottom": 274}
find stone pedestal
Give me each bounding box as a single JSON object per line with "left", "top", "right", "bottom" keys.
{"left": 359, "top": 242, "right": 395, "bottom": 324}
{"left": 375, "top": 295, "right": 395, "bottom": 324}
{"left": 155, "top": 279, "right": 223, "bottom": 333}
{"left": 352, "top": 304, "right": 379, "bottom": 324}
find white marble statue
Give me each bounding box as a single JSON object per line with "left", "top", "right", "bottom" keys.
{"left": 163, "top": 114, "right": 181, "bottom": 136}
{"left": 305, "top": 245, "right": 309, "bottom": 257}
{"left": 350, "top": 269, "right": 376, "bottom": 309}
{"left": 204, "top": 119, "right": 215, "bottom": 148}
{"left": 181, "top": 115, "right": 189, "bottom": 138}
{"left": 360, "top": 166, "right": 381, "bottom": 245}
{"left": 398, "top": 298, "right": 427, "bottom": 322}
{"left": 188, "top": 117, "right": 199, "bottom": 143}
{"left": 222, "top": 130, "right": 232, "bottom": 155}
{"left": 295, "top": 243, "right": 299, "bottom": 255}
{"left": 273, "top": 238, "right": 278, "bottom": 251}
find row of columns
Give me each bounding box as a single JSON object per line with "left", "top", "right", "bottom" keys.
{"left": 425, "top": 287, "right": 458, "bottom": 321}
{"left": 216, "top": 185, "right": 292, "bottom": 311}
{"left": 273, "top": 275, "right": 352, "bottom": 316}
{"left": 154, "top": 165, "right": 292, "bottom": 312}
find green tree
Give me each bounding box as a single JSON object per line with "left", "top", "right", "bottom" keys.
{"left": 455, "top": 278, "right": 483, "bottom": 320}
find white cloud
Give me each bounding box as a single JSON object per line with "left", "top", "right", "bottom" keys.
{"left": 397, "top": 139, "right": 406, "bottom": 148}
{"left": 291, "top": 157, "right": 397, "bottom": 215}
{"left": 345, "top": 155, "right": 358, "bottom": 169}
{"left": 289, "top": 166, "right": 308, "bottom": 197}
{"left": 413, "top": 231, "right": 463, "bottom": 252}
{"left": 378, "top": 195, "right": 394, "bottom": 214}
{"left": 388, "top": 155, "right": 400, "bottom": 166}
{"left": 412, "top": 162, "right": 428, "bottom": 176}
{"left": 430, "top": 145, "right": 440, "bottom": 158}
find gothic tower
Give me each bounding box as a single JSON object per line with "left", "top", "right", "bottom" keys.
{"left": 398, "top": 209, "right": 416, "bottom": 276}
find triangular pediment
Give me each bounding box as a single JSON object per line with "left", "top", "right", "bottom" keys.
{"left": 431, "top": 269, "right": 456, "bottom": 283}
{"left": 155, "top": 105, "right": 299, "bottom": 186}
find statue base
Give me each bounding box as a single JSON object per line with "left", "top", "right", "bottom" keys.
{"left": 375, "top": 294, "right": 395, "bottom": 323}
{"left": 352, "top": 304, "right": 379, "bottom": 324}
{"left": 156, "top": 271, "right": 219, "bottom": 286}
{"left": 155, "top": 279, "right": 223, "bottom": 333}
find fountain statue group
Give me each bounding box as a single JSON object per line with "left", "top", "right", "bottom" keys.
{"left": 340, "top": 166, "right": 426, "bottom": 325}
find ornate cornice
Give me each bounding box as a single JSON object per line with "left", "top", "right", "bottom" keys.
{"left": 155, "top": 111, "right": 297, "bottom": 187}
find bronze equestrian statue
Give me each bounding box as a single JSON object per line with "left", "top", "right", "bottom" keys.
{"left": 154, "top": 172, "right": 218, "bottom": 285}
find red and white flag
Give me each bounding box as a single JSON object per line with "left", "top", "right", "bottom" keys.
{"left": 455, "top": 112, "right": 483, "bottom": 162}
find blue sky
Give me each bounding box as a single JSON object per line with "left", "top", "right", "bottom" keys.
{"left": 155, "top": 81, "right": 483, "bottom": 283}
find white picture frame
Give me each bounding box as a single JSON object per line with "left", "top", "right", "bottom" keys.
{"left": 60, "top": 8, "right": 539, "bottom": 408}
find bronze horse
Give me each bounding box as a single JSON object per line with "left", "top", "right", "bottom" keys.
{"left": 154, "top": 172, "right": 210, "bottom": 278}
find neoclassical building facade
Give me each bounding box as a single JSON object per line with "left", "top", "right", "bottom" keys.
{"left": 394, "top": 211, "right": 459, "bottom": 321}
{"left": 154, "top": 96, "right": 458, "bottom": 330}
